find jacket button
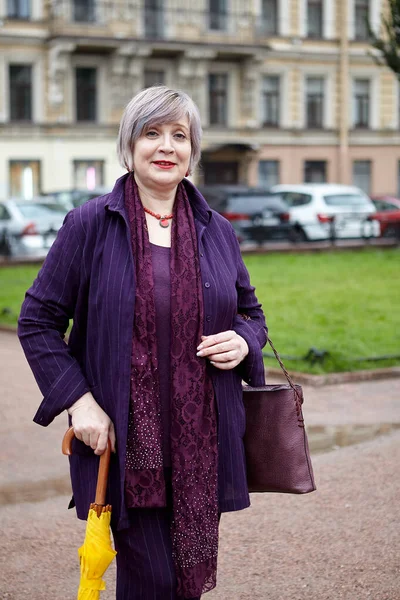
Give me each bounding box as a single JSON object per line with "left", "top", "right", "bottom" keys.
{"left": 200, "top": 252, "right": 204, "bottom": 257}
{"left": 204, "top": 282, "right": 211, "bottom": 288}
{"left": 206, "top": 315, "right": 211, "bottom": 322}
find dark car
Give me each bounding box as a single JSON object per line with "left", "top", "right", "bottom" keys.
{"left": 198, "top": 186, "right": 294, "bottom": 244}
{"left": 370, "top": 196, "right": 400, "bottom": 238}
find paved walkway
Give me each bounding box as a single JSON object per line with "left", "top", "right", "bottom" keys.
{"left": 1, "top": 331, "right": 400, "bottom": 599}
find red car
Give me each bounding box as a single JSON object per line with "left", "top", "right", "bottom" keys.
{"left": 370, "top": 196, "right": 400, "bottom": 238}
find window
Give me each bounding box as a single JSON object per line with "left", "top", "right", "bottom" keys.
{"left": 73, "top": 0, "right": 96, "bottom": 23}
{"left": 16, "top": 203, "right": 67, "bottom": 219}
{"left": 324, "top": 193, "right": 370, "bottom": 206}
{"left": 9, "top": 65, "right": 32, "bottom": 121}
{"left": 354, "top": 79, "right": 370, "bottom": 128}
{"left": 74, "top": 160, "right": 104, "bottom": 190}
{"left": 202, "top": 161, "right": 238, "bottom": 184}
{"left": 260, "top": 0, "right": 278, "bottom": 35}
{"left": 76, "top": 67, "right": 97, "bottom": 122}
{"left": 355, "top": 0, "right": 369, "bottom": 40}
{"left": 259, "top": 161, "right": 280, "bottom": 187}
{"left": 0, "top": 205, "right": 11, "bottom": 220}
{"left": 352, "top": 160, "right": 371, "bottom": 194}
{"left": 227, "top": 195, "right": 279, "bottom": 214}
{"left": 209, "top": 73, "right": 228, "bottom": 126}
{"left": 209, "top": 0, "right": 227, "bottom": 31}
{"left": 261, "top": 76, "right": 280, "bottom": 126}
{"left": 144, "top": 0, "right": 164, "bottom": 38}
{"left": 7, "top": 0, "right": 30, "bottom": 19}
{"left": 373, "top": 199, "right": 399, "bottom": 211}
{"left": 281, "top": 192, "right": 312, "bottom": 207}
{"left": 306, "top": 77, "right": 324, "bottom": 128}
{"left": 144, "top": 70, "right": 165, "bottom": 88}
{"left": 304, "top": 160, "right": 327, "bottom": 182}
{"left": 9, "top": 160, "right": 41, "bottom": 199}
{"left": 307, "top": 0, "right": 323, "bottom": 38}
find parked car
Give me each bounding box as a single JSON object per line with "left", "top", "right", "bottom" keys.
{"left": 370, "top": 195, "right": 400, "bottom": 238}
{"left": 0, "top": 199, "right": 68, "bottom": 258}
{"left": 269, "top": 184, "right": 380, "bottom": 241}
{"left": 198, "top": 185, "right": 295, "bottom": 243}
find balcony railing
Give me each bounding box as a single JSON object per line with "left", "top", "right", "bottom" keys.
{"left": 46, "top": 0, "right": 276, "bottom": 44}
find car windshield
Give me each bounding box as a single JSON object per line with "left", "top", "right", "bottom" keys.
{"left": 228, "top": 195, "right": 281, "bottom": 214}
{"left": 16, "top": 203, "right": 67, "bottom": 219}
{"left": 323, "top": 194, "right": 370, "bottom": 206}
{"left": 40, "top": 203, "right": 69, "bottom": 213}
{"left": 280, "top": 192, "right": 312, "bottom": 207}
{"left": 72, "top": 192, "right": 98, "bottom": 207}
{"left": 373, "top": 200, "right": 399, "bottom": 211}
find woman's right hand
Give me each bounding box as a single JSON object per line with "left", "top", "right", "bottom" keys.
{"left": 67, "top": 392, "right": 116, "bottom": 455}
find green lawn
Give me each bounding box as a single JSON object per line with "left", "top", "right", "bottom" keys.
{"left": 0, "top": 265, "right": 41, "bottom": 326}
{"left": 242, "top": 248, "right": 400, "bottom": 373}
{"left": 1, "top": 248, "right": 399, "bottom": 373}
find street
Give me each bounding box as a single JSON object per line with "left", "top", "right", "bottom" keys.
{"left": 1, "top": 331, "right": 399, "bottom": 599}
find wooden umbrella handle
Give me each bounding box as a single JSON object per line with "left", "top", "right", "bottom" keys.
{"left": 62, "top": 426, "right": 111, "bottom": 506}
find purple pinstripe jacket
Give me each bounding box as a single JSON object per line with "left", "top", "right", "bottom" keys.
{"left": 18, "top": 174, "right": 267, "bottom": 530}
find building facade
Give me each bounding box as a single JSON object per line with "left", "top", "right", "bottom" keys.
{"left": 1, "top": 0, "right": 400, "bottom": 198}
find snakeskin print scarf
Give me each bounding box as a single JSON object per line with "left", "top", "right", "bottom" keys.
{"left": 124, "top": 174, "right": 219, "bottom": 598}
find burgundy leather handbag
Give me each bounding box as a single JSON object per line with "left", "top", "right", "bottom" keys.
{"left": 242, "top": 338, "right": 316, "bottom": 494}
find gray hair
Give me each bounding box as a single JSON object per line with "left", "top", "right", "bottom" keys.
{"left": 117, "top": 86, "right": 202, "bottom": 175}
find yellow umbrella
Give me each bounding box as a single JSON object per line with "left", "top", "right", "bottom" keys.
{"left": 62, "top": 427, "right": 117, "bottom": 599}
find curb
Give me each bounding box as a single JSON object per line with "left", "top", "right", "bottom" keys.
{"left": 0, "top": 324, "right": 19, "bottom": 334}
{"left": 0, "top": 240, "right": 398, "bottom": 267}
{"left": 240, "top": 238, "right": 399, "bottom": 254}
{"left": 307, "top": 422, "right": 400, "bottom": 453}
{"left": 2, "top": 424, "right": 399, "bottom": 507}
{"left": 0, "top": 258, "right": 44, "bottom": 268}
{"left": 0, "top": 477, "right": 72, "bottom": 507}
{"left": 1, "top": 326, "right": 399, "bottom": 386}
{"left": 266, "top": 366, "right": 400, "bottom": 386}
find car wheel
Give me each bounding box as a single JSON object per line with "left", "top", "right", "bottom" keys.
{"left": 0, "top": 231, "right": 15, "bottom": 257}
{"left": 0, "top": 232, "right": 9, "bottom": 256}
{"left": 289, "top": 226, "right": 308, "bottom": 243}
{"left": 382, "top": 225, "right": 400, "bottom": 239}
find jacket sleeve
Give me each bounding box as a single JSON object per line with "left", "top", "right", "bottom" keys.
{"left": 18, "top": 209, "right": 91, "bottom": 427}
{"left": 230, "top": 229, "right": 268, "bottom": 385}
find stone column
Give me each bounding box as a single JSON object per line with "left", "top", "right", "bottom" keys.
{"left": 240, "top": 55, "right": 264, "bottom": 128}
{"left": 128, "top": 46, "right": 151, "bottom": 97}
{"left": 108, "top": 44, "right": 151, "bottom": 118}
{"left": 110, "top": 43, "right": 138, "bottom": 111}
{"left": 47, "top": 42, "right": 76, "bottom": 110}
{"left": 177, "top": 49, "right": 217, "bottom": 123}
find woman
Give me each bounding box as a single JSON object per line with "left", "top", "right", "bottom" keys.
{"left": 18, "top": 86, "right": 267, "bottom": 599}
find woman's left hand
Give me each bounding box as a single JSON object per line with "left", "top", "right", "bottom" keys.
{"left": 197, "top": 330, "right": 249, "bottom": 370}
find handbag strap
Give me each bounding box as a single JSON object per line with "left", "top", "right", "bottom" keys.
{"left": 267, "top": 336, "right": 304, "bottom": 426}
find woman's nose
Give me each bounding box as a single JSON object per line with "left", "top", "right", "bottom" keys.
{"left": 159, "top": 134, "right": 174, "bottom": 153}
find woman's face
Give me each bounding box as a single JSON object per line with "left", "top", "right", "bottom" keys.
{"left": 132, "top": 117, "right": 191, "bottom": 191}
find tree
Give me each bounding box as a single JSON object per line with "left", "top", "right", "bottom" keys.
{"left": 368, "top": 0, "right": 400, "bottom": 77}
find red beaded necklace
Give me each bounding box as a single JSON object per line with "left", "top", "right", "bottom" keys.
{"left": 143, "top": 206, "right": 173, "bottom": 228}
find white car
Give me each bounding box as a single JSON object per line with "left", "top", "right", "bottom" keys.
{"left": 269, "top": 184, "right": 380, "bottom": 241}
{"left": 0, "top": 199, "right": 68, "bottom": 258}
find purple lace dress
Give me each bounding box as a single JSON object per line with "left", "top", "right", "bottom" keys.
{"left": 150, "top": 243, "right": 172, "bottom": 467}
{"left": 124, "top": 177, "right": 219, "bottom": 599}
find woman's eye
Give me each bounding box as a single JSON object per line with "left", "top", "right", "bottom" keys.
{"left": 146, "top": 130, "right": 158, "bottom": 137}
{"left": 174, "top": 133, "right": 186, "bottom": 140}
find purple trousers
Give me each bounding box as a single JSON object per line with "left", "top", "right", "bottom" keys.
{"left": 113, "top": 470, "right": 203, "bottom": 599}
{"left": 112, "top": 505, "right": 201, "bottom": 600}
